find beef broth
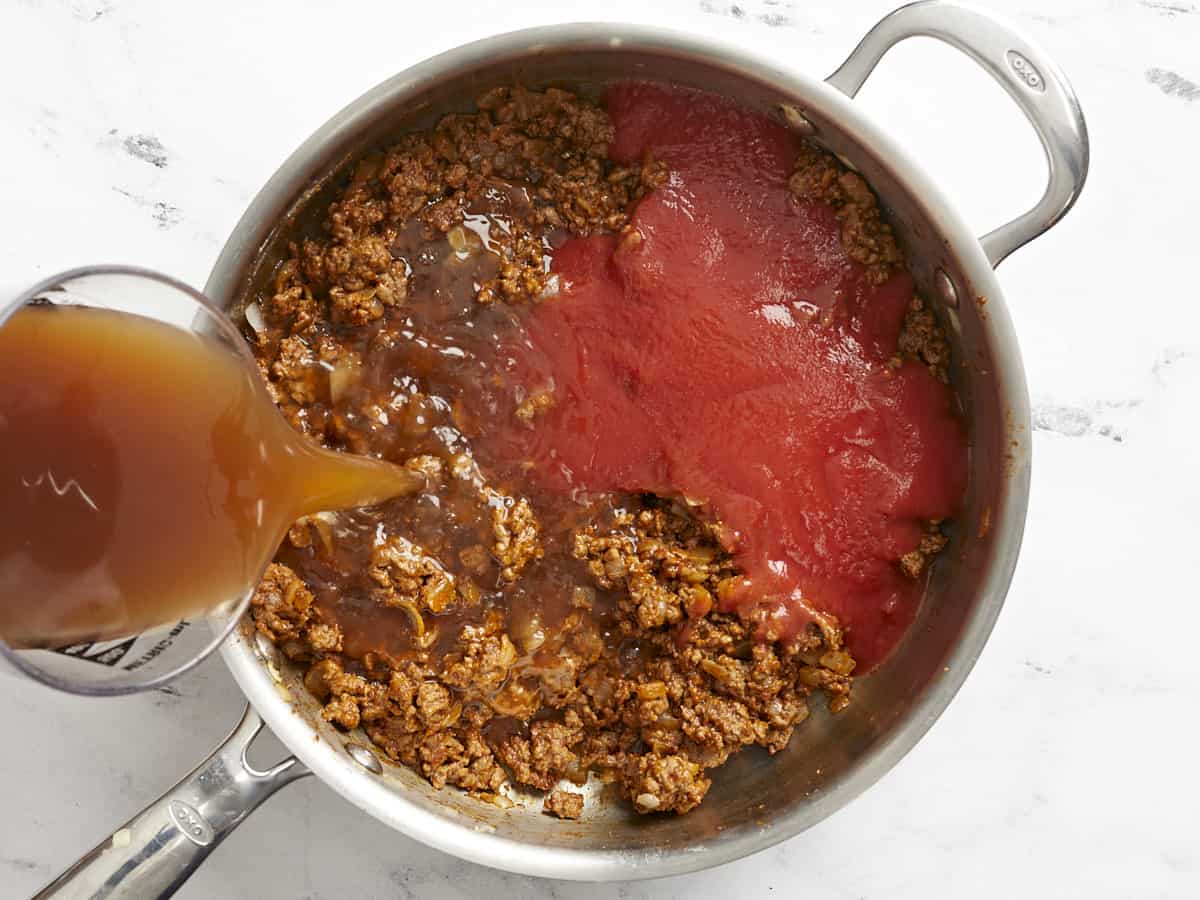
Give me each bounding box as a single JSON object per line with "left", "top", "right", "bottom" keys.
{"left": 0, "top": 304, "right": 420, "bottom": 648}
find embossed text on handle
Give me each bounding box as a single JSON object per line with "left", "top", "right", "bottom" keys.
{"left": 167, "top": 800, "right": 214, "bottom": 847}
{"left": 1006, "top": 50, "right": 1046, "bottom": 93}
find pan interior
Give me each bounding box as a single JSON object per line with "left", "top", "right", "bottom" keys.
{"left": 218, "top": 31, "right": 1021, "bottom": 867}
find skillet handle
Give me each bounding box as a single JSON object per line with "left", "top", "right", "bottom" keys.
{"left": 30, "top": 704, "right": 309, "bottom": 900}
{"left": 826, "top": 0, "right": 1089, "bottom": 267}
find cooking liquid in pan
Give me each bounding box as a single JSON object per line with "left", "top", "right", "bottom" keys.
{"left": 0, "top": 304, "right": 420, "bottom": 648}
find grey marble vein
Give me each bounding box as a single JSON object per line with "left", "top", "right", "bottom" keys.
{"left": 122, "top": 133, "right": 169, "bottom": 168}
{"left": 2, "top": 857, "right": 44, "bottom": 872}
{"left": 698, "top": 0, "right": 794, "bottom": 28}
{"left": 1031, "top": 403, "right": 1123, "bottom": 441}
{"left": 70, "top": 0, "right": 113, "bottom": 22}
{"left": 1138, "top": 0, "right": 1197, "bottom": 16}
{"left": 112, "top": 186, "right": 182, "bottom": 229}
{"left": 1146, "top": 67, "right": 1200, "bottom": 101}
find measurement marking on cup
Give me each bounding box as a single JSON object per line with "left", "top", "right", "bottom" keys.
{"left": 1007, "top": 50, "right": 1046, "bottom": 92}
{"left": 168, "top": 799, "right": 214, "bottom": 846}
{"left": 121, "top": 620, "right": 191, "bottom": 672}
{"left": 52, "top": 636, "right": 137, "bottom": 667}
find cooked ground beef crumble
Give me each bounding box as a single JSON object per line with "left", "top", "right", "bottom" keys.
{"left": 247, "top": 86, "right": 950, "bottom": 817}
{"left": 543, "top": 787, "right": 585, "bottom": 820}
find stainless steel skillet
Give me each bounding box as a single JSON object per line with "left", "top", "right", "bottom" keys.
{"left": 35, "top": 3, "right": 1087, "bottom": 895}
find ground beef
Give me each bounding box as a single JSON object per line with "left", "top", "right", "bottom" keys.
{"left": 266, "top": 257, "right": 319, "bottom": 334}
{"left": 496, "top": 719, "right": 582, "bottom": 791}
{"left": 250, "top": 562, "right": 314, "bottom": 642}
{"left": 440, "top": 613, "right": 519, "bottom": 699}
{"left": 418, "top": 727, "right": 508, "bottom": 793}
{"left": 269, "top": 336, "right": 321, "bottom": 404}
{"left": 573, "top": 504, "right": 731, "bottom": 634}
{"left": 898, "top": 519, "right": 950, "bottom": 579}
{"left": 268, "top": 85, "right": 666, "bottom": 327}
{"left": 543, "top": 788, "right": 585, "bottom": 820}
{"left": 788, "top": 141, "right": 903, "bottom": 284}
{"left": 624, "top": 753, "right": 710, "bottom": 815}
{"left": 249, "top": 562, "right": 346, "bottom": 663}
{"left": 246, "top": 85, "right": 954, "bottom": 820}
{"left": 369, "top": 534, "right": 459, "bottom": 615}
{"left": 485, "top": 490, "right": 542, "bottom": 582}
{"left": 302, "top": 660, "right": 381, "bottom": 730}
{"left": 897, "top": 296, "right": 953, "bottom": 383}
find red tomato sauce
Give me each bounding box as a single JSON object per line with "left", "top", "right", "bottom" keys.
{"left": 489, "top": 82, "right": 967, "bottom": 669}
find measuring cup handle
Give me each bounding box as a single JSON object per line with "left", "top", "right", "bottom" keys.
{"left": 30, "top": 704, "right": 309, "bottom": 900}
{"left": 826, "top": 0, "right": 1089, "bottom": 267}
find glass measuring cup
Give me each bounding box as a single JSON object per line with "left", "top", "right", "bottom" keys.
{"left": 0, "top": 266, "right": 304, "bottom": 694}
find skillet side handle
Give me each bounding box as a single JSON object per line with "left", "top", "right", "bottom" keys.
{"left": 31, "top": 705, "right": 309, "bottom": 900}
{"left": 826, "top": 0, "right": 1089, "bottom": 267}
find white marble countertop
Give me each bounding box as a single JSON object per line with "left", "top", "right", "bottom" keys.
{"left": 2, "top": 0, "right": 1198, "bottom": 896}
